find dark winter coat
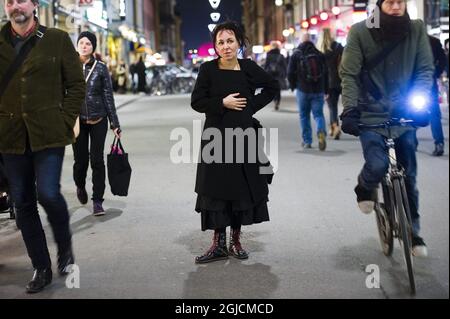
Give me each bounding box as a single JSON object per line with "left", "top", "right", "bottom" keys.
{"left": 0, "top": 21, "right": 85, "bottom": 154}
{"left": 323, "top": 41, "right": 344, "bottom": 91}
{"left": 264, "top": 48, "right": 287, "bottom": 89}
{"left": 81, "top": 57, "right": 120, "bottom": 128}
{"left": 339, "top": 19, "right": 434, "bottom": 136}
{"left": 287, "top": 41, "right": 329, "bottom": 94}
{"left": 191, "top": 58, "right": 278, "bottom": 201}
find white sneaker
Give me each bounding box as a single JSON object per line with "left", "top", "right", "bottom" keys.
{"left": 358, "top": 201, "right": 375, "bottom": 214}
{"left": 412, "top": 236, "right": 428, "bottom": 257}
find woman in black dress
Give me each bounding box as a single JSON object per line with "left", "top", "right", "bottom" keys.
{"left": 191, "top": 22, "right": 279, "bottom": 264}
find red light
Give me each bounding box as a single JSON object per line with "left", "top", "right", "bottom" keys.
{"left": 332, "top": 6, "right": 341, "bottom": 15}
{"left": 301, "top": 20, "right": 310, "bottom": 29}
{"left": 310, "top": 17, "right": 318, "bottom": 25}
{"left": 320, "top": 12, "right": 329, "bottom": 21}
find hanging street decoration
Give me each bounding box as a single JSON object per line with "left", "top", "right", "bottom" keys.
{"left": 208, "top": 0, "right": 221, "bottom": 10}
{"left": 210, "top": 12, "right": 221, "bottom": 22}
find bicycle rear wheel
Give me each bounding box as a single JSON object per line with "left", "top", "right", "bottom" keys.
{"left": 375, "top": 182, "right": 394, "bottom": 256}
{"left": 393, "top": 178, "right": 416, "bottom": 294}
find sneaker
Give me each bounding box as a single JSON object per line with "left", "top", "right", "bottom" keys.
{"left": 354, "top": 184, "right": 378, "bottom": 214}
{"left": 412, "top": 236, "right": 428, "bottom": 257}
{"left": 318, "top": 132, "right": 326, "bottom": 151}
{"left": 93, "top": 201, "right": 105, "bottom": 216}
{"left": 432, "top": 143, "right": 444, "bottom": 156}
{"left": 76, "top": 187, "right": 88, "bottom": 205}
{"left": 301, "top": 142, "right": 312, "bottom": 150}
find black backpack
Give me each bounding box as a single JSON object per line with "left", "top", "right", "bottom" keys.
{"left": 297, "top": 47, "right": 324, "bottom": 83}
{"left": 265, "top": 55, "right": 282, "bottom": 77}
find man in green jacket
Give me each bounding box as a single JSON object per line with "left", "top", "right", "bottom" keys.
{"left": 339, "top": 0, "right": 434, "bottom": 257}
{"left": 0, "top": 0, "right": 85, "bottom": 293}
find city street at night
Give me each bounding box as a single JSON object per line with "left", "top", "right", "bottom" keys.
{"left": 1, "top": 93, "right": 448, "bottom": 299}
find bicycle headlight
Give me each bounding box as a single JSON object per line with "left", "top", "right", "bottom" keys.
{"left": 409, "top": 94, "right": 427, "bottom": 112}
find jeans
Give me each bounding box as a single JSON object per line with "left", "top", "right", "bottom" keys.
{"left": 2, "top": 146, "right": 72, "bottom": 270}
{"left": 73, "top": 118, "right": 108, "bottom": 201}
{"left": 430, "top": 84, "right": 444, "bottom": 145}
{"left": 296, "top": 90, "right": 326, "bottom": 145}
{"left": 359, "top": 130, "right": 421, "bottom": 236}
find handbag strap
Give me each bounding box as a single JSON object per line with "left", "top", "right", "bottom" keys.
{"left": 0, "top": 25, "right": 47, "bottom": 99}
{"left": 110, "top": 137, "right": 125, "bottom": 155}
{"left": 85, "top": 60, "right": 98, "bottom": 83}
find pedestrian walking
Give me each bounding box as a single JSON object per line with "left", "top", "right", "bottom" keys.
{"left": 0, "top": 0, "right": 85, "bottom": 293}
{"left": 288, "top": 33, "right": 329, "bottom": 151}
{"left": 318, "top": 28, "right": 344, "bottom": 140}
{"left": 264, "top": 40, "right": 287, "bottom": 110}
{"left": 136, "top": 56, "right": 147, "bottom": 94}
{"left": 74, "top": 31, "right": 121, "bottom": 216}
{"left": 428, "top": 35, "right": 447, "bottom": 156}
{"left": 116, "top": 60, "right": 128, "bottom": 94}
{"left": 191, "top": 21, "right": 278, "bottom": 263}
{"left": 339, "top": 0, "right": 434, "bottom": 256}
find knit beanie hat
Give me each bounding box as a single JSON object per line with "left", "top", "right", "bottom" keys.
{"left": 77, "top": 31, "right": 97, "bottom": 53}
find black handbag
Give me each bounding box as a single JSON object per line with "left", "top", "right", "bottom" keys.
{"left": 107, "top": 138, "right": 132, "bottom": 196}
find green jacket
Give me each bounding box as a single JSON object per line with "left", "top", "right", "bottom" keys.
{"left": 0, "top": 22, "right": 85, "bottom": 154}
{"left": 339, "top": 19, "right": 434, "bottom": 137}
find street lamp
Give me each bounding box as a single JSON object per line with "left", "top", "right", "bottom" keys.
{"left": 332, "top": 6, "right": 341, "bottom": 16}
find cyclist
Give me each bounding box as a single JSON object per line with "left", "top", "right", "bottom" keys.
{"left": 339, "top": 0, "right": 434, "bottom": 257}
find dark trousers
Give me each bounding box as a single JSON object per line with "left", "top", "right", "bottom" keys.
{"left": 2, "top": 146, "right": 71, "bottom": 270}
{"left": 273, "top": 88, "right": 281, "bottom": 104}
{"left": 326, "top": 88, "right": 341, "bottom": 125}
{"left": 73, "top": 118, "right": 108, "bottom": 201}
{"left": 430, "top": 84, "right": 444, "bottom": 145}
{"left": 359, "top": 129, "right": 420, "bottom": 236}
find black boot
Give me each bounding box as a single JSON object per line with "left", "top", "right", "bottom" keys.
{"left": 229, "top": 227, "right": 249, "bottom": 259}
{"left": 195, "top": 229, "right": 228, "bottom": 264}
{"left": 26, "top": 268, "right": 52, "bottom": 294}
{"left": 432, "top": 143, "right": 444, "bottom": 156}
{"left": 57, "top": 244, "right": 75, "bottom": 276}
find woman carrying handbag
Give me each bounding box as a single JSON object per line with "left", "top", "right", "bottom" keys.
{"left": 74, "top": 31, "right": 121, "bottom": 216}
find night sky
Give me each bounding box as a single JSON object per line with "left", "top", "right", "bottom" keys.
{"left": 176, "top": 0, "right": 242, "bottom": 55}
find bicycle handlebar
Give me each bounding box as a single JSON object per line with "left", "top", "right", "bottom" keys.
{"left": 358, "top": 118, "right": 415, "bottom": 129}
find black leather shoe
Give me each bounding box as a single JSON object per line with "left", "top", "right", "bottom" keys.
{"left": 195, "top": 245, "right": 229, "bottom": 264}
{"left": 195, "top": 229, "right": 228, "bottom": 264}
{"left": 58, "top": 247, "right": 75, "bottom": 276}
{"left": 432, "top": 143, "right": 444, "bottom": 156}
{"left": 76, "top": 187, "right": 88, "bottom": 205}
{"left": 26, "top": 268, "right": 52, "bottom": 294}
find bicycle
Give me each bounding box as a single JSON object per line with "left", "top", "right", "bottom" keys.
{"left": 359, "top": 118, "right": 417, "bottom": 295}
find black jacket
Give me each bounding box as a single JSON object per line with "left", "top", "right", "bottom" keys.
{"left": 428, "top": 36, "right": 447, "bottom": 80}
{"left": 81, "top": 57, "right": 120, "bottom": 128}
{"left": 191, "top": 58, "right": 278, "bottom": 200}
{"left": 287, "top": 41, "right": 328, "bottom": 94}
{"left": 264, "top": 48, "right": 287, "bottom": 83}
{"left": 323, "top": 41, "right": 344, "bottom": 90}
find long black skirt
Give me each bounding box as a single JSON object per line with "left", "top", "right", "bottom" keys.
{"left": 195, "top": 195, "right": 270, "bottom": 231}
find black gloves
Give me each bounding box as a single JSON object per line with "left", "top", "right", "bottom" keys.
{"left": 340, "top": 107, "right": 361, "bottom": 137}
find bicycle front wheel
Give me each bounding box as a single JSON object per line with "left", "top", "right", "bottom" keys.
{"left": 375, "top": 182, "right": 394, "bottom": 256}
{"left": 393, "top": 178, "right": 416, "bottom": 294}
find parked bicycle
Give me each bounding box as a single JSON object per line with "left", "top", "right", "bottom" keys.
{"left": 359, "top": 118, "right": 420, "bottom": 294}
